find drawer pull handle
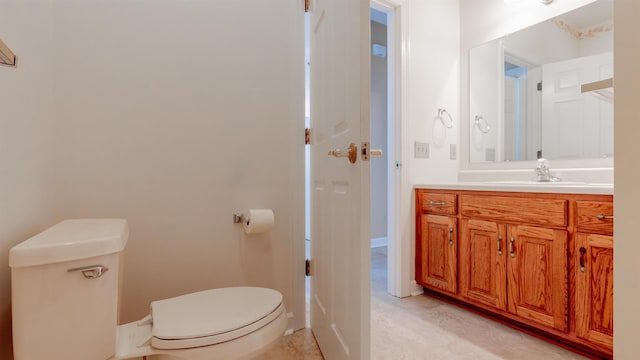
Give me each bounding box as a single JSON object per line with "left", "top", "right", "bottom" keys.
{"left": 448, "top": 227, "right": 454, "bottom": 246}
{"left": 596, "top": 214, "right": 614, "bottom": 220}
{"left": 509, "top": 237, "right": 516, "bottom": 258}
{"left": 429, "top": 200, "right": 446, "bottom": 206}
{"left": 497, "top": 235, "right": 503, "bottom": 256}
{"left": 579, "top": 247, "right": 587, "bottom": 272}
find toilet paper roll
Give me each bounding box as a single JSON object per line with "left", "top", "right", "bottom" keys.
{"left": 243, "top": 209, "right": 275, "bottom": 235}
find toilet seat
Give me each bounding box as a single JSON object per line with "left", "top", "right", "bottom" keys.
{"left": 150, "top": 287, "right": 284, "bottom": 350}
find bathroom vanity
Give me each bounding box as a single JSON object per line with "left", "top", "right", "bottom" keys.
{"left": 415, "top": 184, "right": 613, "bottom": 359}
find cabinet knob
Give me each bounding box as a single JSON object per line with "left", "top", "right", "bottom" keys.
{"left": 596, "top": 214, "right": 614, "bottom": 221}
{"left": 448, "top": 227, "right": 454, "bottom": 246}
{"left": 509, "top": 237, "right": 516, "bottom": 258}
{"left": 579, "top": 247, "right": 587, "bottom": 272}
{"left": 497, "top": 235, "right": 503, "bottom": 256}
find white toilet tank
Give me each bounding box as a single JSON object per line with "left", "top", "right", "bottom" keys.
{"left": 9, "top": 219, "right": 129, "bottom": 360}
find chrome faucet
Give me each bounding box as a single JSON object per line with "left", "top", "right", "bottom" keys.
{"left": 534, "top": 158, "right": 561, "bottom": 182}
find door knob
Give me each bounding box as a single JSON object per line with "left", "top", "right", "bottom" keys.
{"left": 328, "top": 143, "right": 358, "bottom": 164}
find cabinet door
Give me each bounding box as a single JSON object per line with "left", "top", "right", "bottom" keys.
{"left": 507, "top": 225, "right": 568, "bottom": 332}
{"left": 459, "top": 219, "right": 507, "bottom": 311}
{"left": 575, "top": 233, "right": 613, "bottom": 351}
{"left": 418, "top": 214, "right": 457, "bottom": 294}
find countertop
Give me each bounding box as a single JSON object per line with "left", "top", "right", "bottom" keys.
{"left": 414, "top": 182, "right": 613, "bottom": 195}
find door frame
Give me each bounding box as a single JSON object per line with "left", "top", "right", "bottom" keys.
{"left": 370, "top": 0, "right": 412, "bottom": 298}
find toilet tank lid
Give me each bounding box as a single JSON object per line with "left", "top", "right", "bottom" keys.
{"left": 9, "top": 219, "right": 129, "bottom": 268}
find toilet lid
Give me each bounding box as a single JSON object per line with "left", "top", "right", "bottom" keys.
{"left": 150, "top": 287, "right": 283, "bottom": 348}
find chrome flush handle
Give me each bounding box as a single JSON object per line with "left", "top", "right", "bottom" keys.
{"left": 68, "top": 265, "right": 109, "bottom": 279}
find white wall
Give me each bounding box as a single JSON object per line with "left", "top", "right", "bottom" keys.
{"left": 46, "top": 0, "right": 305, "bottom": 331}
{"left": 469, "top": 40, "right": 501, "bottom": 162}
{"left": 406, "top": 0, "right": 460, "bottom": 185}
{"left": 1, "top": 2, "right": 305, "bottom": 357}
{"left": 614, "top": 0, "right": 640, "bottom": 357}
{"left": 503, "top": 20, "right": 580, "bottom": 66}
{"left": 396, "top": 0, "right": 460, "bottom": 296}
{"left": 579, "top": 24, "right": 613, "bottom": 56}
{"left": 0, "top": 1, "right": 57, "bottom": 358}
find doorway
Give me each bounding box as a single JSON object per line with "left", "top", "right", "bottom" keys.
{"left": 370, "top": 6, "right": 390, "bottom": 297}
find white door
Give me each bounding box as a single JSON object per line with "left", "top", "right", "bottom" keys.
{"left": 309, "top": 0, "right": 371, "bottom": 359}
{"left": 541, "top": 52, "right": 613, "bottom": 159}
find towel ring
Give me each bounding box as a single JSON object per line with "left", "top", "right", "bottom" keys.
{"left": 437, "top": 109, "right": 454, "bottom": 129}
{"left": 474, "top": 115, "right": 491, "bottom": 134}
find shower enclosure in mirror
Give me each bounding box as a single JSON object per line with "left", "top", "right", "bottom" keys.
{"left": 469, "top": 0, "right": 613, "bottom": 163}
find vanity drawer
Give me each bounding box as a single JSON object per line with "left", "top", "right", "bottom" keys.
{"left": 461, "top": 194, "right": 567, "bottom": 227}
{"left": 575, "top": 201, "right": 614, "bottom": 235}
{"left": 419, "top": 191, "right": 457, "bottom": 215}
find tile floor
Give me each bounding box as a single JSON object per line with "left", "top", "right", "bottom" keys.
{"left": 263, "top": 246, "right": 588, "bottom": 360}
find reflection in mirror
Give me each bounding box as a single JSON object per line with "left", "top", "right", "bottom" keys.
{"left": 469, "top": 0, "right": 613, "bottom": 162}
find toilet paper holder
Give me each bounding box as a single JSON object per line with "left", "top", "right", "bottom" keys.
{"left": 233, "top": 209, "right": 275, "bottom": 235}
{"left": 233, "top": 213, "right": 245, "bottom": 224}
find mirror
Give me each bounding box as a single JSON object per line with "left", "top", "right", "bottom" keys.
{"left": 469, "top": 0, "right": 613, "bottom": 162}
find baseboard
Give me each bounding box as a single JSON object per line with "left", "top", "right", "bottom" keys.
{"left": 410, "top": 280, "right": 423, "bottom": 296}
{"left": 371, "top": 237, "right": 388, "bottom": 248}
{"left": 285, "top": 312, "right": 295, "bottom": 335}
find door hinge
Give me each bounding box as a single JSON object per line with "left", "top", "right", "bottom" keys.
{"left": 305, "top": 0, "right": 310, "bottom": 12}
{"left": 305, "top": 128, "right": 311, "bottom": 145}
{"left": 305, "top": 259, "right": 311, "bottom": 276}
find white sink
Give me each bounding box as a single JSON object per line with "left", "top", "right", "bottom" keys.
{"left": 484, "top": 180, "right": 605, "bottom": 186}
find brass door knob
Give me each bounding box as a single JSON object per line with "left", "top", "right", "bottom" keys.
{"left": 328, "top": 143, "right": 358, "bottom": 164}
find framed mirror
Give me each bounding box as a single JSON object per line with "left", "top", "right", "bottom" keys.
{"left": 469, "top": 0, "right": 613, "bottom": 163}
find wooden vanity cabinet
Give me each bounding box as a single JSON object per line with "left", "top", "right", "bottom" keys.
{"left": 459, "top": 220, "right": 568, "bottom": 331}
{"left": 458, "top": 194, "right": 569, "bottom": 332}
{"left": 416, "top": 189, "right": 614, "bottom": 358}
{"left": 459, "top": 219, "right": 506, "bottom": 310}
{"left": 506, "top": 224, "right": 568, "bottom": 332}
{"left": 573, "top": 201, "right": 614, "bottom": 353}
{"left": 415, "top": 192, "right": 457, "bottom": 294}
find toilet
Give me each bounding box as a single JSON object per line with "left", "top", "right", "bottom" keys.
{"left": 9, "top": 219, "right": 288, "bottom": 360}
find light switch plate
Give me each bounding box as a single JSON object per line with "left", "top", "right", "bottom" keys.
{"left": 450, "top": 144, "right": 457, "bottom": 160}
{"left": 415, "top": 142, "right": 429, "bottom": 158}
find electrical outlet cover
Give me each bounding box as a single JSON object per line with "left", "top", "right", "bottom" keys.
{"left": 486, "top": 148, "right": 496, "bottom": 161}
